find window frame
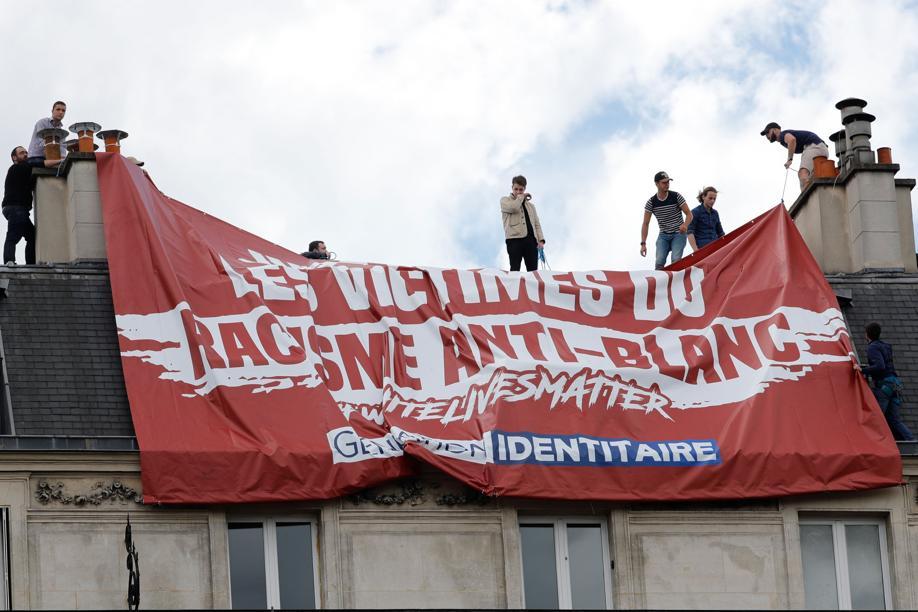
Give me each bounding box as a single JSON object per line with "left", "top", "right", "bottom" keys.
{"left": 518, "top": 515, "right": 614, "bottom": 610}
{"left": 226, "top": 515, "right": 320, "bottom": 610}
{"left": 799, "top": 516, "right": 892, "bottom": 610}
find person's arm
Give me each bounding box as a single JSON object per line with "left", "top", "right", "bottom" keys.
{"left": 500, "top": 194, "right": 523, "bottom": 214}
{"left": 640, "top": 210, "right": 651, "bottom": 257}
{"left": 678, "top": 202, "right": 692, "bottom": 234}
{"left": 716, "top": 214, "right": 725, "bottom": 238}
{"left": 688, "top": 234, "right": 698, "bottom": 251}
{"left": 783, "top": 133, "right": 797, "bottom": 168}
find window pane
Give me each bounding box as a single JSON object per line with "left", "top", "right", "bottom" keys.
{"left": 845, "top": 525, "right": 886, "bottom": 610}
{"left": 567, "top": 524, "right": 607, "bottom": 609}
{"left": 800, "top": 524, "right": 839, "bottom": 610}
{"left": 520, "top": 524, "right": 559, "bottom": 609}
{"left": 228, "top": 523, "right": 267, "bottom": 609}
{"left": 277, "top": 522, "right": 316, "bottom": 609}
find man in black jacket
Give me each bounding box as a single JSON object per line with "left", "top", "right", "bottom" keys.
{"left": 863, "top": 322, "right": 915, "bottom": 441}
{"left": 2, "top": 146, "right": 35, "bottom": 265}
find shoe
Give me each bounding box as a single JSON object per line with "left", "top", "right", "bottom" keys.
{"left": 3, "top": 261, "right": 14, "bottom": 266}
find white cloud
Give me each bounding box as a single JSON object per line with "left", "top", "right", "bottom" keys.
{"left": 2, "top": 0, "right": 916, "bottom": 271}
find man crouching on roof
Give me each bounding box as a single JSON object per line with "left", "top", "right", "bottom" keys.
{"left": 500, "top": 175, "right": 545, "bottom": 272}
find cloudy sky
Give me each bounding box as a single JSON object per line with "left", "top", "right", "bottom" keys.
{"left": 3, "top": 0, "right": 917, "bottom": 270}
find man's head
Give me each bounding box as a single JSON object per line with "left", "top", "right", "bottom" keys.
{"left": 697, "top": 186, "right": 718, "bottom": 207}
{"left": 760, "top": 122, "right": 781, "bottom": 143}
{"left": 308, "top": 240, "right": 327, "bottom": 254}
{"left": 10, "top": 146, "right": 27, "bottom": 163}
{"left": 866, "top": 322, "right": 882, "bottom": 342}
{"left": 511, "top": 175, "right": 527, "bottom": 197}
{"left": 51, "top": 101, "right": 66, "bottom": 122}
{"left": 654, "top": 171, "right": 672, "bottom": 190}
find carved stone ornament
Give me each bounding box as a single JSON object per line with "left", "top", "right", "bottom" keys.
{"left": 349, "top": 479, "right": 492, "bottom": 507}
{"left": 434, "top": 487, "right": 491, "bottom": 507}
{"left": 35, "top": 480, "right": 142, "bottom": 506}
{"left": 349, "top": 479, "right": 427, "bottom": 506}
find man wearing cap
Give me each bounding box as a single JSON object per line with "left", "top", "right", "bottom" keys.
{"left": 27, "top": 100, "right": 66, "bottom": 168}
{"left": 640, "top": 171, "right": 692, "bottom": 270}
{"left": 760, "top": 122, "right": 829, "bottom": 189}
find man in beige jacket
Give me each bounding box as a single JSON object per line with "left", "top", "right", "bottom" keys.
{"left": 500, "top": 175, "right": 545, "bottom": 272}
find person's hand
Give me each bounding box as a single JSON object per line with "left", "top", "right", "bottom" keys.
{"left": 640, "top": 244, "right": 647, "bottom": 257}
{"left": 678, "top": 222, "right": 687, "bottom": 233}
{"left": 538, "top": 240, "right": 545, "bottom": 247}
{"left": 784, "top": 159, "right": 793, "bottom": 169}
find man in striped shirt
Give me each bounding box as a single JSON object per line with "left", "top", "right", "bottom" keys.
{"left": 640, "top": 171, "right": 693, "bottom": 270}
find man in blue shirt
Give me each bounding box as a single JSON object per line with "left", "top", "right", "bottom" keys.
{"left": 760, "top": 122, "right": 829, "bottom": 190}
{"left": 862, "top": 322, "right": 915, "bottom": 441}
{"left": 687, "top": 186, "right": 724, "bottom": 251}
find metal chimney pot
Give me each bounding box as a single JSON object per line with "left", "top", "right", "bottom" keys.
{"left": 96, "top": 129, "right": 129, "bottom": 154}
{"left": 69, "top": 122, "right": 102, "bottom": 153}
{"left": 835, "top": 97, "right": 868, "bottom": 123}
{"left": 828, "top": 130, "right": 847, "bottom": 161}
{"left": 37, "top": 127, "right": 69, "bottom": 161}
{"left": 843, "top": 112, "right": 876, "bottom": 164}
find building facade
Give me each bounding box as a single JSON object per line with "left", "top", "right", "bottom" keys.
{"left": 0, "top": 98, "right": 917, "bottom": 609}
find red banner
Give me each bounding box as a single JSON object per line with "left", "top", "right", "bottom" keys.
{"left": 96, "top": 154, "right": 901, "bottom": 504}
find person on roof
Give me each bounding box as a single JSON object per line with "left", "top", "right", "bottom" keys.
{"left": 3, "top": 146, "right": 36, "bottom": 265}
{"left": 760, "top": 122, "right": 829, "bottom": 190}
{"left": 500, "top": 175, "right": 545, "bottom": 272}
{"left": 27, "top": 100, "right": 67, "bottom": 168}
{"left": 640, "top": 171, "right": 693, "bottom": 270}
{"left": 862, "top": 322, "right": 915, "bottom": 441}
{"left": 687, "top": 186, "right": 724, "bottom": 251}
{"left": 302, "top": 240, "right": 330, "bottom": 260}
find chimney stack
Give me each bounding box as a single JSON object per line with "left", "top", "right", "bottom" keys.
{"left": 789, "top": 97, "right": 917, "bottom": 274}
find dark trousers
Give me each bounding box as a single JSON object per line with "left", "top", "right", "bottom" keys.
{"left": 3, "top": 206, "right": 36, "bottom": 265}
{"left": 872, "top": 384, "right": 915, "bottom": 441}
{"left": 506, "top": 238, "right": 538, "bottom": 272}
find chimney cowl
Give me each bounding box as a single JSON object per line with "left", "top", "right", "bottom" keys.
{"left": 835, "top": 97, "right": 867, "bottom": 110}
{"left": 842, "top": 111, "right": 876, "bottom": 126}
{"left": 68, "top": 122, "right": 102, "bottom": 135}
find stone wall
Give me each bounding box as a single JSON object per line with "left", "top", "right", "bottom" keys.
{"left": 4, "top": 454, "right": 918, "bottom": 609}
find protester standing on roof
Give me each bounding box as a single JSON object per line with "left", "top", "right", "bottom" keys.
{"left": 863, "top": 322, "right": 915, "bottom": 441}
{"left": 3, "top": 146, "right": 36, "bottom": 265}
{"left": 27, "top": 101, "right": 67, "bottom": 168}
{"left": 687, "top": 186, "right": 724, "bottom": 251}
{"left": 640, "top": 171, "right": 692, "bottom": 270}
{"left": 760, "top": 122, "right": 829, "bottom": 190}
{"left": 500, "top": 175, "right": 545, "bottom": 272}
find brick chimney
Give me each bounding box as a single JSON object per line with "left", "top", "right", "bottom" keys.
{"left": 789, "top": 98, "right": 917, "bottom": 274}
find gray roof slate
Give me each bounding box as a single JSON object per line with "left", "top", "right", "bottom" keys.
{"left": 0, "top": 266, "right": 133, "bottom": 436}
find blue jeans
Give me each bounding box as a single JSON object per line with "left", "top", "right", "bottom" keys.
{"left": 655, "top": 232, "right": 687, "bottom": 270}
{"left": 873, "top": 379, "right": 915, "bottom": 441}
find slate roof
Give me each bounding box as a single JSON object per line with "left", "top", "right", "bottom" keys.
{"left": 0, "top": 263, "right": 916, "bottom": 448}
{"left": 0, "top": 264, "right": 134, "bottom": 437}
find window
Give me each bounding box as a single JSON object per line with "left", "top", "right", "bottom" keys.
{"left": 227, "top": 518, "right": 319, "bottom": 609}
{"left": 799, "top": 518, "right": 892, "bottom": 610}
{"left": 519, "top": 517, "right": 613, "bottom": 609}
